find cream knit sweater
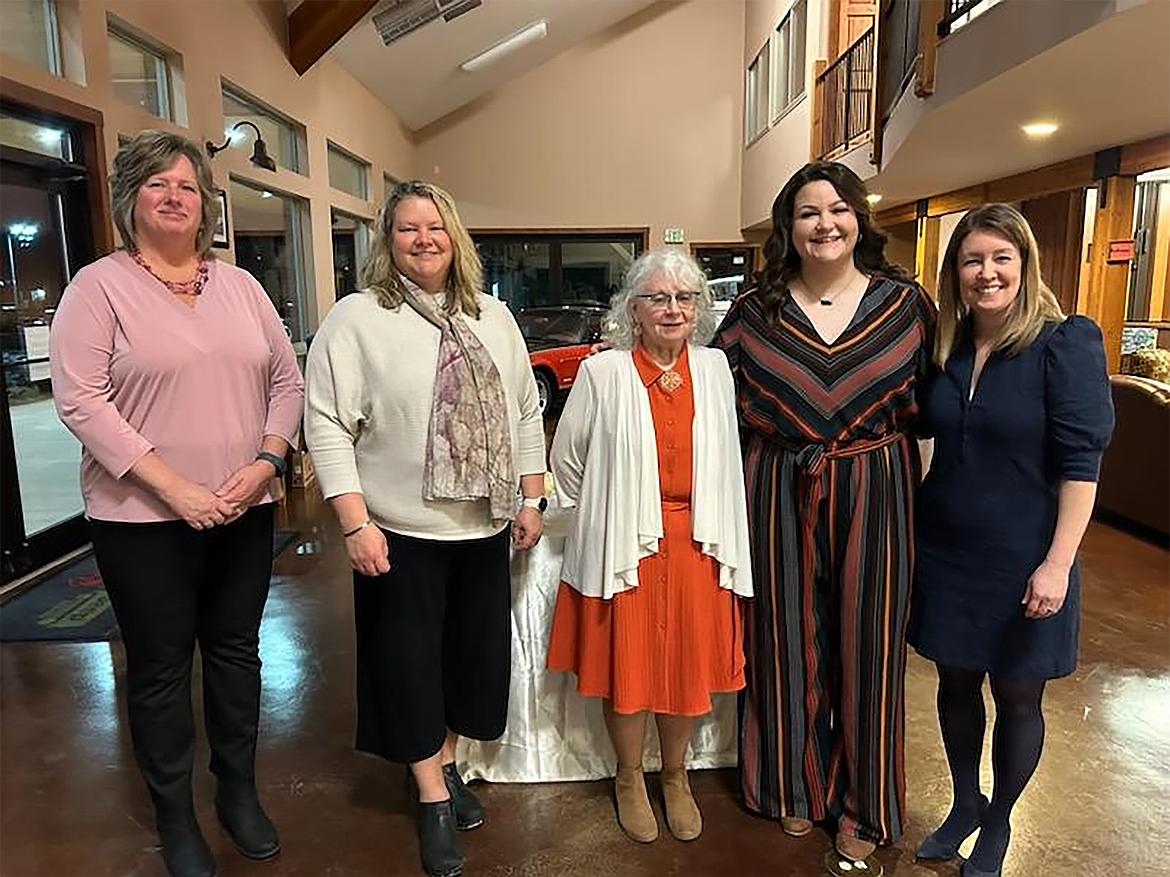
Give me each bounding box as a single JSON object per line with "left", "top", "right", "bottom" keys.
{"left": 305, "top": 289, "right": 546, "bottom": 540}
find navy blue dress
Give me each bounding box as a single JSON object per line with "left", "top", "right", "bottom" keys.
{"left": 908, "top": 316, "right": 1114, "bottom": 680}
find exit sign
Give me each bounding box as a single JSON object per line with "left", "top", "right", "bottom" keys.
{"left": 664, "top": 227, "right": 685, "bottom": 244}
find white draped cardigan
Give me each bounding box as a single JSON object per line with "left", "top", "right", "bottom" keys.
{"left": 551, "top": 346, "right": 754, "bottom": 601}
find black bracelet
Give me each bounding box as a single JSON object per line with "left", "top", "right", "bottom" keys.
{"left": 344, "top": 520, "right": 373, "bottom": 538}
{"left": 256, "top": 451, "right": 287, "bottom": 477}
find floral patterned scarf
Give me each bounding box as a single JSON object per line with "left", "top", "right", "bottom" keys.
{"left": 398, "top": 276, "right": 516, "bottom": 524}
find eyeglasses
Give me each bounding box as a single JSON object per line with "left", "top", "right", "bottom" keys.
{"left": 634, "top": 291, "right": 700, "bottom": 310}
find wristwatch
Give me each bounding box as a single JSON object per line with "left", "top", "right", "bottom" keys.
{"left": 256, "top": 451, "right": 287, "bottom": 477}
{"left": 520, "top": 496, "right": 547, "bottom": 513}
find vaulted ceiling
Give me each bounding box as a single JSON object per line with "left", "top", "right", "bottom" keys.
{"left": 289, "top": 0, "right": 658, "bottom": 131}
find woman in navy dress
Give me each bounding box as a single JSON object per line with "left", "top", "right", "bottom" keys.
{"left": 908, "top": 204, "right": 1113, "bottom": 877}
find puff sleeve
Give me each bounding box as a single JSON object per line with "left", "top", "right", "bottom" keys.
{"left": 1044, "top": 316, "right": 1114, "bottom": 482}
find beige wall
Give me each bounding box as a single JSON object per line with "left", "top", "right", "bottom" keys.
{"left": 413, "top": 0, "right": 746, "bottom": 248}
{"left": 739, "top": 0, "right": 824, "bottom": 231}
{"left": 0, "top": 0, "right": 414, "bottom": 332}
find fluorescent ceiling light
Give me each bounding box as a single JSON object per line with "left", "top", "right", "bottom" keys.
{"left": 866, "top": 194, "right": 883, "bottom": 204}
{"left": 1022, "top": 121, "right": 1058, "bottom": 138}
{"left": 460, "top": 20, "right": 547, "bottom": 73}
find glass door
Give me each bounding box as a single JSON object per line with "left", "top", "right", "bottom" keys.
{"left": 1, "top": 111, "right": 94, "bottom": 584}
{"left": 1127, "top": 176, "right": 1168, "bottom": 321}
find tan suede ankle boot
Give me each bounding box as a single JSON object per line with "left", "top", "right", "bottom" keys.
{"left": 614, "top": 766, "right": 658, "bottom": 843}
{"left": 660, "top": 768, "right": 702, "bottom": 841}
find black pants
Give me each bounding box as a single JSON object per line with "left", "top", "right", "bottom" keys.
{"left": 354, "top": 527, "right": 512, "bottom": 764}
{"left": 90, "top": 504, "right": 275, "bottom": 811}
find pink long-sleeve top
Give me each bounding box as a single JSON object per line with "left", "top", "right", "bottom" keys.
{"left": 49, "top": 250, "right": 305, "bottom": 522}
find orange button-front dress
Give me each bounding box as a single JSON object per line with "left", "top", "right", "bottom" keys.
{"left": 546, "top": 344, "right": 745, "bottom": 717}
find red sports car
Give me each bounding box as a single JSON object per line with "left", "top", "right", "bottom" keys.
{"left": 516, "top": 305, "right": 608, "bottom": 413}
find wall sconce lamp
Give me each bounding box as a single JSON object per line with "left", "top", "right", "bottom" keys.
{"left": 206, "top": 121, "right": 277, "bottom": 172}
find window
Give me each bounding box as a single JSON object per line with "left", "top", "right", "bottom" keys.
{"left": 0, "top": 114, "right": 72, "bottom": 161}
{"left": 475, "top": 233, "right": 644, "bottom": 311}
{"left": 384, "top": 172, "right": 401, "bottom": 202}
{"left": 222, "top": 84, "right": 304, "bottom": 175}
{"left": 229, "top": 180, "right": 312, "bottom": 344}
{"left": 771, "top": 0, "right": 808, "bottom": 120}
{"left": 327, "top": 143, "right": 368, "bottom": 200}
{"left": 744, "top": 43, "right": 770, "bottom": 144}
{"left": 332, "top": 209, "right": 371, "bottom": 301}
{"left": 693, "top": 245, "right": 757, "bottom": 316}
{"left": 0, "top": 0, "right": 61, "bottom": 75}
{"left": 108, "top": 25, "right": 172, "bottom": 120}
{"left": 941, "top": 0, "right": 1003, "bottom": 36}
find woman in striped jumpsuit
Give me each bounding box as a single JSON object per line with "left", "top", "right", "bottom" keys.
{"left": 713, "top": 162, "right": 934, "bottom": 877}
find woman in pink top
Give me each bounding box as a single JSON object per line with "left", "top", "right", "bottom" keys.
{"left": 49, "top": 130, "right": 303, "bottom": 877}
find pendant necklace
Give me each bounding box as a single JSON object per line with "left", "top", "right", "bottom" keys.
{"left": 796, "top": 273, "right": 861, "bottom": 307}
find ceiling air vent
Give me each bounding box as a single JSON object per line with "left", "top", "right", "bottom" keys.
{"left": 372, "top": 0, "right": 482, "bottom": 47}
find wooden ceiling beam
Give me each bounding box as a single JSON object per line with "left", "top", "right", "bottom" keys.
{"left": 288, "top": 0, "right": 378, "bottom": 76}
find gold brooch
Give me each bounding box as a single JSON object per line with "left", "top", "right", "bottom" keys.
{"left": 658, "top": 369, "right": 683, "bottom": 392}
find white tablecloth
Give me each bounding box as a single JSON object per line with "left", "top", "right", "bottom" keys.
{"left": 457, "top": 500, "right": 739, "bottom": 783}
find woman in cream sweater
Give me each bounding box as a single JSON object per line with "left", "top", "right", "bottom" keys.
{"left": 305, "top": 181, "right": 546, "bottom": 877}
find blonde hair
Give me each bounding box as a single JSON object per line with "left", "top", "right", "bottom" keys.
{"left": 935, "top": 203, "right": 1064, "bottom": 366}
{"left": 360, "top": 180, "right": 484, "bottom": 317}
{"left": 110, "top": 130, "right": 219, "bottom": 256}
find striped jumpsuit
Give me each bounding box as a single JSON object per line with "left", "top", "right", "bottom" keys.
{"left": 712, "top": 277, "right": 935, "bottom": 845}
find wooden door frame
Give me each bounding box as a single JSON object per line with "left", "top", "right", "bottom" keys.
{"left": 1, "top": 76, "right": 114, "bottom": 255}
{"left": 0, "top": 77, "right": 111, "bottom": 585}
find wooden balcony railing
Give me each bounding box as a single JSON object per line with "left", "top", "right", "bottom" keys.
{"left": 812, "top": 26, "right": 876, "bottom": 159}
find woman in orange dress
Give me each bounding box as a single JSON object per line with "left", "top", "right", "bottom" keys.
{"left": 547, "top": 249, "right": 753, "bottom": 843}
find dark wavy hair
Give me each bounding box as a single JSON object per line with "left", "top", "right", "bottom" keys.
{"left": 752, "top": 161, "right": 911, "bottom": 319}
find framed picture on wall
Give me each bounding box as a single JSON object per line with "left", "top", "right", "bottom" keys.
{"left": 212, "top": 189, "right": 230, "bottom": 249}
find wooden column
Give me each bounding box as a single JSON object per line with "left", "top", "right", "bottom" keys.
{"left": 915, "top": 0, "right": 944, "bottom": 97}
{"left": 810, "top": 59, "right": 828, "bottom": 160}
{"left": 1084, "top": 175, "right": 1137, "bottom": 374}
{"left": 915, "top": 213, "right": 941, "bottom": 299}
{"left": 1021, "top": 189, "right": 1086, "bottom": 316}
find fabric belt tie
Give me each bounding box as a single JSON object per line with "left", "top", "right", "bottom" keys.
{"left": 777, "top": 431, "right": 906, "bottom": 532}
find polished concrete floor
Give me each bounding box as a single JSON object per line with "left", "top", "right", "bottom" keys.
{"left": 1, "top": 488, "right": 1167, "bottom": 877}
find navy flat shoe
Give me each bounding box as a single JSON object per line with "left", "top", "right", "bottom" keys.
{"left": 961, "top": 823, "right": 1010, "bottom": 877}
{"left": 915, "top": 795, "right": 989, "bottom": 861}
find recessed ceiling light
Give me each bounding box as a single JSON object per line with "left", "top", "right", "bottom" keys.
{"left": 866, "top": 194, "right": 882, "bottom": 205}
{"left": 1022, "top": 122, "right": 1059, "bottom": 138}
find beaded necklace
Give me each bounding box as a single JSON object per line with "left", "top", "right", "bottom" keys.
{"left": 130, "top": 249, "right": 209, "bottom": 296}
